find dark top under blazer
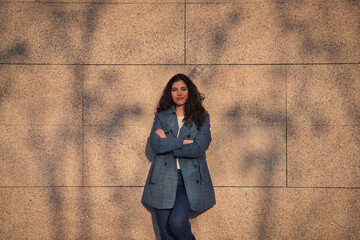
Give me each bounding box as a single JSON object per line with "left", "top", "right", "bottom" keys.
{"left": 141, "top": 105, "right": 216, "bottom": 212}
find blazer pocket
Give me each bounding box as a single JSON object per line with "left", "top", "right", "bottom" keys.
{"left": 199, "top": 158, "right": 211, "bottom": 181}
{"left": 150, "top": 158, "right": 165, "bottom": 184}
{"left": 150, "top": 175, "right": 164, "bottom": 184}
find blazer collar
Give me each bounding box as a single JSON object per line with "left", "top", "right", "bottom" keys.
{"left": 162, "top": 104, "right": 176, "bottom": 115}
{"left": 164, "top": 105, "right": 178, "bottom": 137}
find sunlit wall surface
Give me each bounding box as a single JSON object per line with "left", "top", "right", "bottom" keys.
{"left": 0, "top": 0, "right": 359, "bottom": 239}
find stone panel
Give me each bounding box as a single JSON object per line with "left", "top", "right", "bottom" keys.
{"left": 83, "top": 65, "right": 178, "bottom": 127}
{"left": 83, "top": 125, "right": 151, "bottom": 186}
{"left": 186, "top": 0, "right": 356, "bottom": 3}
{"left": 186, "top": 3, "right": 282, "bottom": 64}
{"left": 192, "top": 65, "right": 287, "bottom": 126}
{"left": 84, "top": 125, "right": 285, "bottom": 186}
{"left": 0, "top": 64, "right": 285, "bottom": 127}
{"left": 7, "top": 0, "right": 182, "bottom": 2}
{"left": 187, "top": 0, "right": 266, "bottom": 2}
{"left": 0, "top": 126, "right": 82, "bottom": 186}
{"left": 287, "top": 65, "right": 360, "bottom": 127}
{"left": 0, "top": 65, "right": 82, "bottom": 125}
{"left": 192, "top": 188, "right": 360, "bottom": 239}
{"left": 186, "top": 1, "right": 360, "bottom": 64}
{"left": 0, "top": 3, "right": 184, "bottom": 64}
{"left": 0, "top": 188, "right": 155, "bottom": 239}
{"left": 1, "top": 187, "right": 359, "bottom": 239}
{"left": 83, "top": 188, "right": 155, "bottom": 240}
{"left": 0, "top": 188, "right": 87, "bottom": 240}
{"left": 84, "top": 65, "right": 286, "bottom": 126}
{"left": 208, "top": 125, "right": 286, "bottom": 186}
{"left": 275, "top": 1, "right": 360, "bottom": 63}
{"left": 288, "top": 126, "right": 360, "bottom": 187}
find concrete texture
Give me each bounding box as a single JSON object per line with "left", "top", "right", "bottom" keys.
{"left": 287, "top": 65, "right": 360, "bottom": 188}
{"left": 0, "top": 65, "right": 82, "bottom": 125}
{"left": 288, "top": 125, "right": 360, "bottom": 187}
{"left": 208, "top": 126, "right": 286, "bottom": 186}
{"left": 0, "top": 2, "right": 184, "bottom": 64}
{"left": 186, "top": 1, "right": 360, "bottom": 64}
{"left": 84, "top": 65, "right": 286, "bottom": 126}
{"left": 1, "top": 0, "right": 359, "bottom": 239}
{"left": 84, "top": 125, "right": 151, "bottom": 186}
{"left": 83, "top": 65, "right": 177, "bottom": 126}
{"left": 84, "top": 125, "right": 285, "bottom": 186}
{"left": 186, "top": 2, "right": 283, "bottom": 64}
{"left": 0, "top": 126, "right": 82, "bottom": 186}
{"left": 276, "top": 1, "right": 360, "bottom": 63}
{"left": 192, "top": 188, "right": 360, "bottom": 239}
{"left": 3, "top": 0, "right": 184, "bottom": 2}
{"left": 194, "top": 65, "right": 287, "bottom": 125}
{"left": 287, "top": 65, "right": 360, "bottom": 127}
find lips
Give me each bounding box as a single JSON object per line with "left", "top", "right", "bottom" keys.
{"left": 176, "top": 97, "right": 184, "bottom": 100}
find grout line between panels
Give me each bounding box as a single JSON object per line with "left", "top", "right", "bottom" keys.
{"left": 1, "top": 62, "right": 359, "bottom": 66}
{"left": 1, "top": 185, "right": 360, "bottom": 189}
{"left": 0, "top": 1, "right": 187, "bottom": 5}
{"left": 81, "top": 68, "right": 85, "bottom": 187}
{"left": 184, "top": 0, "right": 187, "bottom": 64}
{"left": 285, "top": 65, "right": 288, "bottom": 187}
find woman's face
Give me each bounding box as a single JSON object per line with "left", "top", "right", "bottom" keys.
{"left": 171, "top": 80, "right": 188, "bottom": 107}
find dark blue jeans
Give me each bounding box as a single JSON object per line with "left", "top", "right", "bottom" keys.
{"left": 155, "top": 170, "right": 194, "bottom": 240}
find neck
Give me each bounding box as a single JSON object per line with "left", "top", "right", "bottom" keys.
{"left": 175, "top": 105, "right": 185, "bottom": 117}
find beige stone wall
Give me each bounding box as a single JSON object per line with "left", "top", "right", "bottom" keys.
{"left": 0, "top": 1, "right": 359, "bottom": 239}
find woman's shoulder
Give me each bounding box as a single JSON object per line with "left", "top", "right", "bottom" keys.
{"left": 156, "top": 105, "right": 176, "bottom": 117}
{"left": 202, "top": 111, "right": 210, "bottom": 121}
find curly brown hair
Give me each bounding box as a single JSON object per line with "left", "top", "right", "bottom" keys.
{"left": 157, "top": 74, "right": 208, "bottom": 129}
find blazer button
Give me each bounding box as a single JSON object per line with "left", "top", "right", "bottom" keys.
{"left": 194, "top": 164, "right": 198, "bottom": 168}
{"left": 187, "top": 134, "right": 191, "bottom": 138}
{"left": 161, "top": 178, "right": 164, "bottom": 182}
{"left": 196, "top": 180, "right": 199, "bottom": 184}
{"left": 164, "top": 162, "right": 167, "bottom": 166}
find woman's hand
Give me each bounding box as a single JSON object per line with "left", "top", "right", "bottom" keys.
{"left": 183, "top": 139, "right": 194, "bottom": 144}
{"left": 154, "top": 128, "right": 193, "bottom": 144}
{"left": 155, "top": 128, "right": 166, "bottom": 138}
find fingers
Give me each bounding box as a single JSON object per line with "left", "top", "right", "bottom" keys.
{"left": 154, "top": 128, "right": 166, "bottom": 138}
{"left": 183, "top": 139, "right": 194, "bottom": 144}
{"left": 155, "top": 129, "right": 164, "bottom": 134}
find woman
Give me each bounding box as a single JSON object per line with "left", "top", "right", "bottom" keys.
{"left": 142, "top": 74, "right": 216, "bottom": 240}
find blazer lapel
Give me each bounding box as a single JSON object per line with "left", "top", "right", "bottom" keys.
{"left": 166, "top": 114, "right": 178, "bottom": 138}
{"left": 178, "top": 122, "right": 197, "bottom": 139}
{"left": 162, "top": 105, "right": 197, "bottom": 139}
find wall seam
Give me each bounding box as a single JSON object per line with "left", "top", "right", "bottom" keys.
{"left": 1, "top": 63, "right": 359, "bottom": 66}
{"left": 1, "top": 186, "right": 360, "bottom": 189}
{"left": 81, "top": 67, "right": 85, "bottom": 187}
{"left": 285, "top": 65, "right": 288, "bottom": 187}
{"left": 184, "top": 0, "right": 187, "bottom": 65}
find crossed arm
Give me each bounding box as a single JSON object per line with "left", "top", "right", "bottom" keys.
{"left": 150, "top": 113, "right": 211, "bottom": 158}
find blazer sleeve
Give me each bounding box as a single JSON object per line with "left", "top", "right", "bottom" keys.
{"left": 173, "top": 114, "right": 211, "bottom": 159}
{"left": 150, "top": 113, "right": 184, "bottom": 155}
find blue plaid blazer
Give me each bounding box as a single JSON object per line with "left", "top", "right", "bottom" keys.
{"left": 142, "top": 105, "right": 216, "bottom": 212}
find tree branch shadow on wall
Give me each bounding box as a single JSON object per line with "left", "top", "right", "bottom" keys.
{"left": 2, "top": 0, "right": 359, "bottom": 239}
